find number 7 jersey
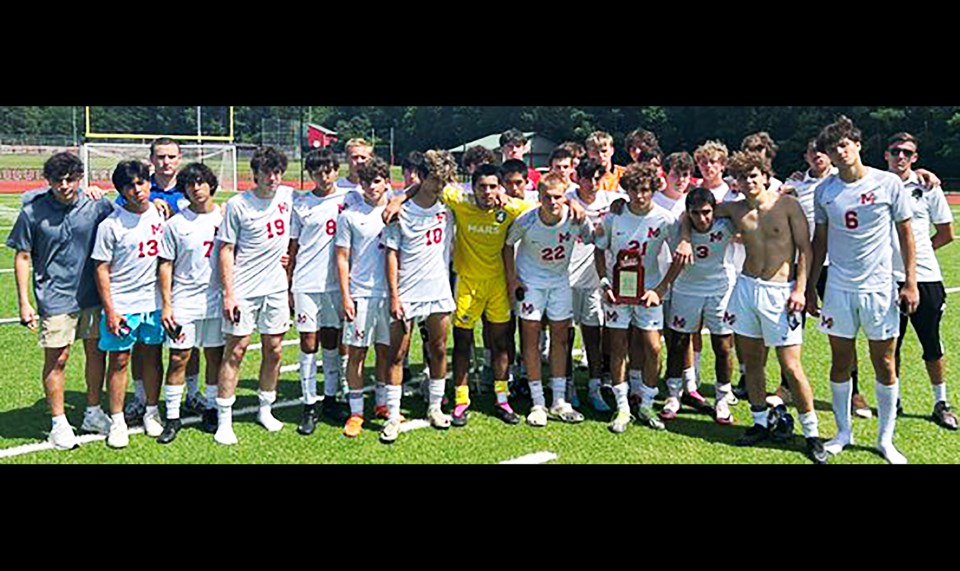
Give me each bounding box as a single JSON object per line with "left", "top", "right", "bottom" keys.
{"left": 159, "top": 205, "right": 224, "bottom": 322}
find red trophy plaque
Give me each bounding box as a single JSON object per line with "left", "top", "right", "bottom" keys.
{"left": 613, "top": 248, "right": 644, "bottom": 305}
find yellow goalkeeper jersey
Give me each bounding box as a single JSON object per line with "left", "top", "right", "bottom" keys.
{"left": 441, "top": 185, "right": 532, "bottom": 280}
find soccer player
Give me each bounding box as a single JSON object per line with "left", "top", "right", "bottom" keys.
{"left": 8, "top": 152, "right": 115, "bottom": 449}
{"left": 806, "top": 116, "right": 919, "bottom": 465}
{"left": 625, "top": 129, "right": 662, "bottom": 165}
{"left": 654, "top": 152, "right": 695, "bottom": 215}
{"left": 336, "top": 138, "right": 374, "bottom": 193}
{"left": 156, "top": 163, "right": 224, "bottom": 443}
{"left": 557, "top": 141, "right": 586, "bottom": 182}
{"left": 740, "top": 132, "right": 783, "bottom": 191}
{"left": 92, "top": 160, "right": 167, "bottom": 448}
{"left": 289, "top": 149, "right": 359, "bottom": 435}
{"left": 663, "top": 187, "right": 736, "bottom": 424}
{"left": 594, "top": 162, "right": 679, "bottom": 433}
{"left": 586, "top": 131, "right": 626, "bottom": 192}
{"left": 886, "top": 132, "right": 957, "bottom": 430}
{"left": 506, "top": 173, "right": 593, "bottom": 426}
{"left": 214, "top": 147, "right": 294, "bottom": 446}
{"left": 547, "top": 147, "right": 577, "bottom": 190}
{"left": 566, "top": 158, "right": 617, "bottom": 412}
{"left": 335, "top": 157, "right": 393, "bottom": 438}
{"left": 401, "top": 151, "right": 426, "bottom": 190}
{"left": 500, "top": 129, "right": 541, "bottom": 191}
{"left": 381, "top": 150, "right": 459, "bottom": 443}
{"left": 678, "top": 151, "right": 826, "bottom": 463}
{"left": 461, "top": 145, "right": 496, "bottom": 192}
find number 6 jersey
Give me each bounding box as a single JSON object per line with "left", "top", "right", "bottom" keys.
{"left": 159, "top": 205, "right": 224, "bottom": 322}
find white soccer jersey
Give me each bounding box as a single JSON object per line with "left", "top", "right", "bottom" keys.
{"left": 652, "top": 192, "right": 687, "bottom": 217}
{"left": 335, "top": 201, "right": 388, "bottom": 299}
{"left": 218, "top": 186, "right": 294, "bottom": 300}
{"left": 91, "top": 204, "right": 164, "bottom": 315}
{"left": 291, "top": 188, "right": 363, "bottom": 294}
{"left": 507, "top": 205, "right": 593, "bottom": 289}
{"left": 595, "top": 203, "right": 676, "bottom": 291}
{"left": 566, "top": 189, "right": 621, "bottom": 289}
{"left": 159, "top": 206, "right": 224, "bottom": 322}
{"left": 335, "top": 177, "right": 362, "bottom": 194}
{"left": 707, "top": 182, "right": 738, "bottom": 204}
{"left": 790, "top": 168, "right": 838, "bottom": 236}
{"left": 381, "top": 199, "right": 453, "bottom": 303}
{"left": 814, "top": 167, "right": 911, "bottom": 293}
{"left": 892, "top": 173, "right": 953, "bottom": 283}
{"left": 670, "top": 218, "right": 736, "bottom": 297}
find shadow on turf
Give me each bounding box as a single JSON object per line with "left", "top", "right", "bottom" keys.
{"left": 0, "top": 391, "right": 97, "bottom": 439}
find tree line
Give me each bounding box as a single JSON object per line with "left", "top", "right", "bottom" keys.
{"left": 2, "top": 106, "right": 958, "bottom": 178}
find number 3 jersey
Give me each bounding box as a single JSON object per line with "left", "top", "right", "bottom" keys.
{"left": 814, "top": 167, "right": 910, "bottom": 293}
{"left": 669, "top": 217, "right": 736, "bottom": 296}
{"left": 506, "top": 205, "right": 594, "bottom": 289}
{"left": 218, "top": 186, "right": 294, "bottom": 300}
{"left": 91, "top": 203, "right": 165, "bottom": 315}
{"left": 594, "top": 204, "right": 676, "bottom": 291}
{"left": 159, "top": 206, "right": 224, "bottom": 322}
{"left": 381, "top": 200, "right": 454, "bottom": 303}
{"left": 290, "top": 188, "right": 363, "bottom": 294}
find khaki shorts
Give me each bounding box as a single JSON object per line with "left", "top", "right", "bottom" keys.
{"left": 39, "top": 307, "right": 101, "bottom": 349}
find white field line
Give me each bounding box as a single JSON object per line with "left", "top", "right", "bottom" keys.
{"left": 499, "top": 451, "right": 558, "bottom": 465}
{"left": 0, "top": 268, "right": 14, "bottom": 274}
{"left": 947, "top": 287, "right": 960, "bottom": 294}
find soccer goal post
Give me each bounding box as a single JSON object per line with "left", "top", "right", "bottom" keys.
{"left": 81, "top": 143, "right": 238, "bottom": 193}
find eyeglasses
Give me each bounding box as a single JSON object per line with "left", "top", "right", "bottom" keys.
{"left": 888, "top": 147, "right": 915, "bottom": 158}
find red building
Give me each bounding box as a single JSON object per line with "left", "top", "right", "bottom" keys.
{"left": 307, "top": 123, "right": 339, "bottom": 149}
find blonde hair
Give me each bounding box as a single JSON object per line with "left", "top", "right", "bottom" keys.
{"left": 423, "top": 149, "right": 459, "bottom": 184}
{"left": 538, "top": 172, "right": 568, "bottom": 194}
{"left": 585, "top": 131, "right": 614, "bottom": 152}
{"left": 345, "top": 138, "right": 374, "bottom": 153}
{"left": 694, "top": 140, "right": 729, "bottom": 165}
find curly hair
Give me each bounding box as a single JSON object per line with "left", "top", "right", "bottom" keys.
{"left": 175, "top": 162, "right": 219, "bottom": 195}
{"left": 619, "top": 162, "right": 660, "bottom": 193}
{"left": 741, "top": 132, "right": 779, "bottom": 159}
{"left": 423, "top": 149, "right": 459, "bottom": 184}
{"left": 251, "top": 146, "right": 288, "bottom": 176}
{"left": 694, "top": 140, "right": 729, "bottom": 165}
{"left": 816, "top": 115, "right": 862, "bottom": 154}
{"left": 727, "top": 151, "right": 774, "bottom": 180}
{"left": 42, "top": 152, "right": 84, "bottom": 182}
{"left": 357, "top": 156, "right": 390, "bottom": 184}
{"left": 462, "top": 145, "right": 496, "bottom": 170}
{"left": 558, "top": 141, "right": 585, "bottom": 159}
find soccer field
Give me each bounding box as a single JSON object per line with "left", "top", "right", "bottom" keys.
{"left": 0, "top": 194, "right": 957, "bottom": 464}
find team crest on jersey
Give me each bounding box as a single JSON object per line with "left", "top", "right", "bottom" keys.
{"left": 710, "top": 231, "right": 724, "bottom": 242}
{"left": 354, "top": 329, "right": 365, "bottom": 340}
{"left": 495, "top": 210, "right": 507, "bottom": 224}
{"left": 820, "top": 315, "right": 834, "bottom": 329}
{"left": 723, "top": 312, "right": 736, "bottom": 325}
{"left": 912, "top": 187, "right": 923, "bottom": 200}
{"left": 605, "top": 310, "right": 619, "bottom": 323}
{"left": 338, "top": 203, "right": 348, "bottom": 213}
{"left": 647, "top": 227, "right": 661, "bottom": 238}
{"left": 297, "top": 314, "right": 308, "bottom": 325}
{"left": 151, "top": 224, "right": 163, "bottom": 235}
{"left": 522, "top": 303, "right": 534, "bottom": 315}
{"left": 673, "top": 316, "right": 686, "bottom": 329}
{"left": 436, "top": 212, "right": 447, "bottom": 223}
{"left": 279, "top": 203, "right": 289, "bottom": 214}
{"left": 558, "top": 232, "right": 571, "bottom": 243}
{"left": 860, "top": 192, "right": 876, "bottom": 205}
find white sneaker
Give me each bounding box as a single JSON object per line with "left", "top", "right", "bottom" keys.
{"left": 380, "top": 418, "right": 402, "bottom": 444}
{"left": 257, "top": 409, "right": 284, "bottom": 432}
{"left": 143, "top": 408, "right": 164, "bottom": 437}
{"left": 107, "top": 420, "right": 129, "bottom": 449}
{"left": 214, "top": 425, "right": 238, "bottom": 446}
{"left": 426, "top": 405, "right": 451, "bottom": 429}
{"left": 48, "top": 423, "right": 79, "bottom": 450}
{"left": 549, "top": 402, "right": 585, "bottom": 424}
{"left": 527, "top": 405, "right": 548, "bottom": 427}
{"left": 877, "top": 441, "right": 908, "bottom": 465}
{"left": 80, "top": 408, "right": 111, "bottom": 435}
{"left": 824, "top": 432, "right": 854, "bottom": 456}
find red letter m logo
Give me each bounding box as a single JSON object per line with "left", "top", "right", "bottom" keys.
{"left": 860, "top": 192, "right": 875, "bottom": 205}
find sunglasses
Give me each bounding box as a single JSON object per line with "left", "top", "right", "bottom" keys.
{"left": 888, "top": 147, "right": 915, "bottom": 158}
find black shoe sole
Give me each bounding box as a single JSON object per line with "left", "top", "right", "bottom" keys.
{"left": 735, "top": 430, "right": 770, "bottom": 447}
{"left": 494, "top": 410, "right": 521, "bottom": 425}
{"left": 297, "top": 424, "right": 316, "bottom": 436}
{"left": 157, "top": 427, "right": 180, "bottom": 445}
{"left": 451, "top": 413, "right": 469, "bottom": 428}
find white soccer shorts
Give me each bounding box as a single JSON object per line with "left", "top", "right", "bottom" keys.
{"left": 517, "top": 284, "right": 574, "bottom": 322}
{"left": 818, "top": 283, "right": 901, "bottom": 341}
{"left": 601, "top": 301, "right": 663, "bottom": 332}
{"left": 725, "top": 275, "right": 803, "bottom": 347}
{"left": 402, "top": 297, "right": 456, "bottom": 324}
{"left": 668, "top": 288, "right": 734, "bottom": 335}
{"left": 222, "top": 291, "right": 290, "bottom": 337}
{"left": 168, "top": 317, "right": 225, "bottom": 350}
{"left": 294, "top": 291, "right": 343, "bottom": 333}
{"left": 572, "top": 287, "right": 604, "bottom": 327}
{"left": 342, "top": 297, "right": 391, "bottom": 348}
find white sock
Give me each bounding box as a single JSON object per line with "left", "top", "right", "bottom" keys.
{"left": 186, "top": 374, "right": 200, "bottom": 397}
{"left": 694, "top": 351, "right": 702, "bottom": 380}
{"left": 145, "top": 405, "right": 159, "bottom": 418}
{"left": 258, "top": 390, "right": 277, "bottom": 417}
{"left": 164, "top": 384, "right": 185, "bottom": 420}
{"left": 551, "top": 377, "right": 567, "bottom": 408}
{"left": 530, "top": 380, "right": 546, "bottom": 408}
{"left": 830, "top": 380, "right": 853, "bottom": 438}
{"left": 429, "top": 379, "right": 445, "bottom": 408}
{"left": 876, "top": 381, "right": 899, "bottom": 447}
{"left": 52, "top": 414, "right": 68, "bottom": 430}
{"left": 386, "top": 384, "right": 402, "bottom": 422}
{"left": 613, "top": 383, "right": 629, "bottom": 412}
{"left": 375, "top": 382, "right": 387, "bottom": 407}
{"left": 751, "top": 407, "right": 769, "bottom": 428}
{"left": 85, "top": 404, "right": 102, "bottom": 416}
{"left": 134, "top": 379, "right": 146, "bottom": 404}
{"left": 588, "top": 378, "right": 602, "bottom": 393}
{"left": 799, "top": 411, "right": 819, "bottom": 438}
{"left": 205, "top": 385, "right": 218, "bottom": 410}
{"left": 641, "top": 384, "right": 658, "bottom": 409}
{"left": 111, "top": 412, "right": 125, "bottom": 426}
{"left": 683, "top": 368, "right": 698, "bottom": 394}
{"left": 216, "top": 396, "right": 235, "bottom": 430}
{"left": 666, "top": 377, "right": 683, "bottom": 398}
{"left": 299, "top": 352, "right": 318, "bottom": 405}
{"left": 322, "top": 349, "right": 340, "bottom": 398}
{"left": 628, "top": 370, "right": 643, "bottom": 396}
{"left": 348, "top": 390, "right": 364, "bottom": 416}
{"left": 716, "top": 383, "right": 732, "bottom": 404}
{"left": 933, "top": 383, "right": 947, "bottom": 406}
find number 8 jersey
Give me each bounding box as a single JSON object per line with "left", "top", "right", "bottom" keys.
{"left": 814, "top": 167, "right": 911, "bottom": 293}
{"left": 218, "top": 185, "right": 294, "bottom": 300}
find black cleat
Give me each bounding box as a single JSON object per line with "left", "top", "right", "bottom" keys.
{"left": 735, "top": 424, "right": 770, "bottom": 447}
{"left": 200, "top": 409, "right": 218, "bottom": 434}
{"left": 933, "top": 401, "right": 959, "bottom": 430}
{"left": 806, "top": 437, "right": 828, "bottom": 464}
{"left": 297, "top": 403, "right": 317, "bottom": 436}
{"left": 769, "top": 405, "right": 795, "bottom": 443}
{"left": 896, "top": 398, "right": 904, "bottom": 418}
{"left": 732, "top": 376, "right": 749, "bottom": 400}
{"left": 493, "top": 404, "right": 521, "bottom": 425}
{"left": 322, "top": 397, "right": 348, "bottom": 423}
{"left": 157, "top": 419, "right": 181, "bottom": 445}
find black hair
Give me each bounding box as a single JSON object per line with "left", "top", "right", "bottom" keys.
{"left": 43, "top": 152, "right": 84, "bottom": 182}
{"left": 549, "top": 147, "right": 574, "bottom": 165}
{"left": 575, "top": 157, "right": 606, "bottom": 182}
{"left": 149, "top": 137, "right": 180, "bottom": 158}
{"left": 251, "top": 146, "right": 288, "bottom": 176}
{"left": 471, "top": 163, "right": 502, "bottom": 189}
{"left": 358, "top": 156, "right": 390, "bottom": 184}
{"left": 816, "top": 115, "right": 862, "bottom": 154}
{"left": 175, "top": 162, "right": 219, "bottom": 195}
{"left": 499, "top": 128, "right": 527, "bottom": 148}
{"left": 685, "top": 186, "right": 717, "bottom": 212}
{"left": 401, "top": 151, "right": 426, "bottom": 173}
{"left": 500, "top": 159, "right": 528, "bottom": 179}
{"left": 304, "top": 148, "right": 339, "bottom": 174}
{"left": 112, "top": 160, "right": 152, "bottom": 193}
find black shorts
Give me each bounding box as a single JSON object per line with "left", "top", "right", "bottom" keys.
{"left": 897, "top": 281, "right": 946, "bottom": 362}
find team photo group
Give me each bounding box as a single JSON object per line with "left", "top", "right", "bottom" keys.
{"left": 11, "top": 114, "right": 958, "bottom": 465}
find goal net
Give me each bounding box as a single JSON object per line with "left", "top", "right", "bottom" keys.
{"left": 81, "top": 143, "right": 238, "bottom": 193}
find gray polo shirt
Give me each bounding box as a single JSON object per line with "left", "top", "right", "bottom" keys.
{"left": 6, "top": 189, "right": 116, "bottom": 316}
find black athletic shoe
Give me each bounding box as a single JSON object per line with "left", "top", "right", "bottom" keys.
{"left": 735, "top": 424, "right": 770, "bottom": 447}
{"left": 451, "top": 406, "right": 469, "bottom": 427}
{"left": 157, "top": 419, "right": 181, "bottom": 445}
{"left": 493, "top": 404, "right": 521, "bottom": 425}
{"left": 806, "top": 437, "right": 828, "bottom": 464}
{"left": 322, "top": 397, "right": 348, "bottom": 423}
{"left": 514, "top": 377, "right": 531, "bottom": 399}
{"left": 896, "top": 398, "right": 904, "bottom": 418}
{"left": 733, "top": 376, "right": 749, "bottom": 400}
{"left": 201, "top": 409, "right": 218, "bottom": 434}
{"left": 769, "top": 405, "right": 795, "bottom": 443}
{"left": 297, "top": 404, "right": 317, "bottom": 436}
{"left": 933, "top": 401, "right": 959, "bottom": 430}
